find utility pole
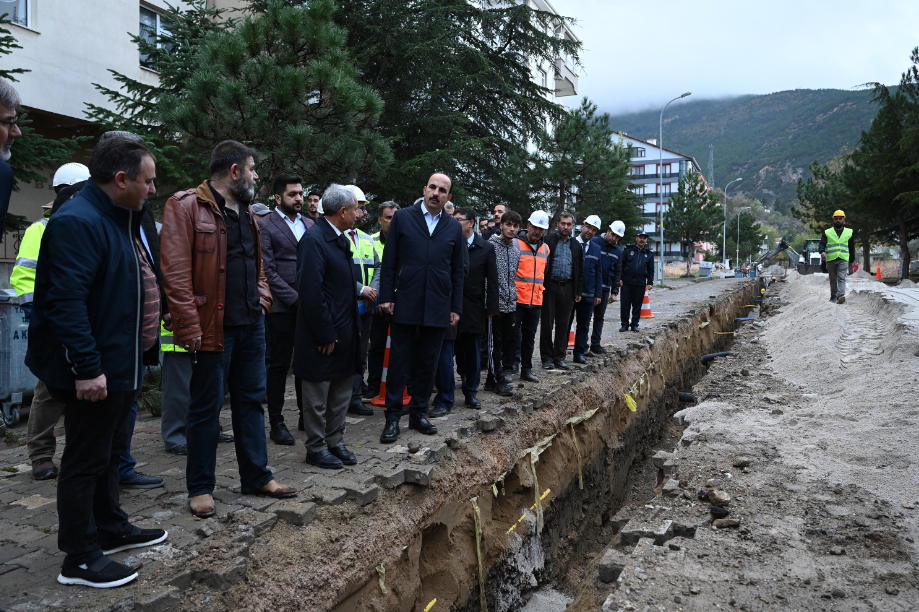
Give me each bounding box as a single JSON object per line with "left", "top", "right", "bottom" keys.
{"left": 657, "top": 92, "right": 691, "bottom": 284}
{"left": 708, "top": 144, "right": 715, "bottom": 190}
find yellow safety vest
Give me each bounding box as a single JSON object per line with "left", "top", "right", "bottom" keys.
{"left": 371, "top": 230, "right": 385, "bottom": 261}
{"left": 10, "top": 218, "right": 48, "bottom": 305}
{"left": 160, "top": 322, "right": 187, "bottom": 353}
{"left": 824, "top": 227, "right": 853, "bottom": 262}
{"left": 348, "top": 229, "right": 379, "bottom": 287}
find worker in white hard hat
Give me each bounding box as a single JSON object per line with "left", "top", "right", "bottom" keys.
{"left": 570, "top": 215, "right": 603, "bottom": 363}
{"left": 586, "top": 220, "right": 625, "bottom": 352}
{"left": 510, "top": 210, "right": 551, "bottom": 382}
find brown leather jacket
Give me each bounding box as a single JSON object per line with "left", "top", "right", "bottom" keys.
{"left": 161, "top": 181, "right": 272, "bottom": 351}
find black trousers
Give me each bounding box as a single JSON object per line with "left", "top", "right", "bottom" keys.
{"left": 385, "top": 323, "right": 445, "bottom": 421}
{"left": 540, "top": 280, "right": 575, "bottom": 363}
{"left": 366, "top": 312, "right": 389, "bottom": 393}
{"left": 487, "top": 311, "right": 516, "bottom": 383}
{"left": 455, "top": 332, "right": 482, "bottom": 398}
{"left": 266, "top": 312, "right": 302, "bottom": 426}
{"left": 591, "top": 289, "right": 611, "bottom": 349}
{"left": 51, "top": 388, "right": 134, "bottom": 567}
{"left": 620, "top": 284, "right": 646, "bottom": 326}
{"left": 513, "top": 304, "right": 541, "bottom": 372}
{"left": 572, "top": 296, "right": 594, "bottom": 356}
{"left": 350, "top": 312, "right": 373, "bottom": 409}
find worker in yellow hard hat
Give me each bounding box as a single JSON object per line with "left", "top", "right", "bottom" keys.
{"left": 818, "top": 210, "right": 855, "bottom": 304}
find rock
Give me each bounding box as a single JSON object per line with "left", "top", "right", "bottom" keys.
{"left": 682, "top": 489, "right": 694, "bottom": 500}
{"left": 404, "top": 465, "right": 434, "bottom": 486}
{"left": 697, "top": 489, "right": 709, "bottom": 502}
{"left": 885, "top": 587, "right": 900, "bottom": 595}
{"left": 709, "top": 490, "right": 731, "bottom": 507}
{"left": 740, "top": 368, "right": 750, "bottom": 376}
{"left": 195, "top": 518, "right": 222, "bottom": 538}
{"left": 713, "top": 518, "right": 740, "bottom": 529}
{"left": 662, "top": 479, "right": 681, "bottom": 497}
{"left": 445, "top": 436, "right": 460, "bottom": 450}
{"left": 272, "top": 501, "right": 317, "bottom": 526}
{"left": 192, "top": 556, "right": 248, "bottom": 590}
{"left": 771, "top": 409, "right": 784, "bottom": 415}
{"left": 620, "top": 519, "right": 673, "bottom": 546}
{"left": 710, "top": 506, "right": 730, "bottom": 519}
{"left": 662, "top": 459, "right": 678, "bottom": 478}
{"left": 732, "top": 456, "right": 752, "bottom": 468}
{"left": 644, "top": 337, "right": 654, "bottom": 346}
{"left": 832, "top": 589, "right": 846, "bottom": 598}
{"left": 689, "top": 585, "right": 701, "bottom": 595}
{"left": 407, "top": 441, "right": 421, "bottom": 453}
{"left": 652, "top": 450, "right": 673, "bottom": 468}
{"left": 135, "top": 586, "right": 181, "bottom": 612}
{"left": 673, "top": 595, "right": 682, "bottom": 603}
{"left": 601, "top": 593, "right": 619, "bottom": 612}
{"left": 598, "top": 548, "right": 627, "bottom": 582}
{"left": 475, "top": 415, "right": 502, "bottom": 432}
{"left": 830, "top": 546, "right": 846, "bottom": 556}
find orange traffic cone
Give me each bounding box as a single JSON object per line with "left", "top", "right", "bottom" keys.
{"left": 876, "top": 263, "right": 882, "bottom": 280}
{"left": 640, "top": 293, "right": 655, "bottom": 319}
{"left": 567, "top": 319, "right": 576, "bottom": 349}
{"left": 370, "top": 325, "right": 411, "bottom": 407}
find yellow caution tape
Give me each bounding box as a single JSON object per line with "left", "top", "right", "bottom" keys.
{"left": 568, "top": 422, "right": 583, "bottom": 490}
{"left": 625, "top": 394, "right": 637, "bottom": 412}
{"left": 376, "top": 563, "right": 387, "bottom": 595}
{"left": 715, "top": 331, "right": 734, "bottom": 335}
{"left": 506, "top": 512, "right": 527, "bottom": 534}
{"left": 699, "top": 321, "right": 710, "bottom": 329}
{"left": 524, "top": 436, "right": 554, "bottom": 532}
{"left": 470, "top": 497, "right": 487, "bottom": 612}
{"left": 424, "top": 600, "right": 437, "bottom": 612}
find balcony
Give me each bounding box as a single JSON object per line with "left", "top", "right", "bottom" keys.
{"left": 630, "top": 172, "right": 682, "bottom": 180}
{"left": 554, "top": 57, "right": 578, "bottom": 97}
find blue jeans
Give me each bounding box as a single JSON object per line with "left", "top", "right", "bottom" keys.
{"left": 433, "top": 339, "right": 455, "bottom": 409}
{"left": 118, "top": 367, "right": 145, "bottom": 481}
{"left": 186, "top": 318, "right": 273, "bottom": 497}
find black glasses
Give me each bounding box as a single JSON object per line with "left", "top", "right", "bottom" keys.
{"left": 455, "top": 217, "right": 470, "bottom": 223}
{"left": 0, "top": 114, "right": 23, "bottom": 128}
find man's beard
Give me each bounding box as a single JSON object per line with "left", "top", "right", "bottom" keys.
{"left": 229, "top": 174, "right": 255, "bottom": 205}
{"left": 834, "top": 222, "right": 844, "bottom": 229}
{"left": 279, "top": 199, "right": 301, "bottom": 216}
{"left": 0, "top": 140, "right": 11, "bottom": 162}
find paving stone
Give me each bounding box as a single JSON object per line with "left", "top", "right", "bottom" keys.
{"left": 598, "top": 548, "right": 627, "bottom": 582}
{"left": 662, "top": 479, "right": 681, "bottom": 497}
{"left": 651, "top": 450, "right": 673, "bottom": 468}
{"left": 236, "top": 496, "right": 277, "bottom": 512}
{"left": 227, "top": 508, "right": 277, "bottom": 537}
{"left": 135, "top": 586, "right": 181, "bottom": 612}
{"left": 272, "top": 501, "right": 318, "bottom": 526}
{"left": 620, "top": 519, "right": 673, "bottom": 546}
{"left": 192, "top": 555, "right": 248, "bottom": 590}
{"left": 372, "top": 467, "right": 405, "bottom": 489}
{"left": 404, "top": 465, "right": 434, "bottom": 486}
{"left": 476, "top": 416, "right": 502, "bottom": 432}
{"left": 312, "top": 487, "right": 348, "bottom": 506}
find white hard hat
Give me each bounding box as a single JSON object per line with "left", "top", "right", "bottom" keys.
{"left": 609, "top": 220, "right": 626, "bottom": 237}
{"left": 583, "top": 215, "right": 602, "bottom": 230}
{"left": 52, "top": 163, "right": 90, "bottom": 188}
{"left": 346, "top": 184, "right": 367, "bottom": 203}
{"left": 528, "top": 210, "right": 550, "bottom": 229}
{"left": 317, "top": 199, "right": 324, "bottom": 214}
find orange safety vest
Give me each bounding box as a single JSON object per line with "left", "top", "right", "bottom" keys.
{"left": 515, "top": 237, "right": 550, "bottom": 306}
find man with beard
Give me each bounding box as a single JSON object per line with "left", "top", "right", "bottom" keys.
{"left": 305, "top": 190, "right": 322, "bottom": 222}
{"left": 0, "top": 79, "right": 22, "bottom": 243}
{"left": 818, "top": 210, "right": 855, "bottom": 304}
{"left": 258, "top": 175, "right": 314, "bottom": 444}
{"left": 161, "top": 141, "right": 297, "bottom": 518}
{"left": 540, "top": 212, "right": 582, "bottom": 370}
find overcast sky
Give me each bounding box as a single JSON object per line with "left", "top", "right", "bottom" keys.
{"left": 550, "top": 0, "right": 919, "bottom": 115}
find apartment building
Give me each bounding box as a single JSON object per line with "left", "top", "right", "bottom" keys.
{"left": 522, "top": 0, "right": 578, "bottom": 104}
{"left": 618, "top": 133, "right": 706, "bottom": 261}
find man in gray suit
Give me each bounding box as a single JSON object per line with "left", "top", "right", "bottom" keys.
{"left": 259, "top": 175, "right": 314, "bottom": 445}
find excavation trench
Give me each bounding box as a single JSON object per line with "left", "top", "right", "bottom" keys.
{"left": 324, "top": 279, "right": 764, "bottom": 612}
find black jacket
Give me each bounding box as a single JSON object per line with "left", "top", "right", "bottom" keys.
{"left": 458, "top": 234, "right": 499, "bottom": 336}
{"left": 544, "top": 232, "right": 583, "bottom": 301}
{"left": 379, "top": 202, "right": 465, "bottom": 327}
{"left": 616, "top": 243, "right": 655, "bottom": 287}
{"left": 26, "top": 181, "right": 157, "bottom": 393}
{"left": 293, "top": 218, "right": 361, "bottom": 382}
{"left": 592, "top": 237, "right": 622, "bottom": 295}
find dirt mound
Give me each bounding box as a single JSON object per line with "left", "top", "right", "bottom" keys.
{"left": 850, "top": 268, "right": 873, "bottom": 279}
{"left": 898, "top": 278, "right": 918, "bottom": 288}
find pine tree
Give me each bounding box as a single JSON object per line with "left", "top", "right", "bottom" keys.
{"left": 663, "top": 170, "right": 722, "bottom": 271}
{"left": 161, "top": 0, "right": 391, "bottom": 198}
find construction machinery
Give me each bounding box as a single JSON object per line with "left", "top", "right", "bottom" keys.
{"left": 753, "top": 239, "right": 823, "bottom": 275}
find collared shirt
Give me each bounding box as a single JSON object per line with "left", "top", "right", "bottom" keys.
{"left": 423, "top": 207, "right": 442, "bottom": 235}
{"left": 276, "top": 208, "right": 307, "bottom": 241}
{"left": 467, "top": 235, "right": 474, "bottom": 248}
{"left": 550, "top": 236, "right": 573, "bottom": 280}
{"left": 209, "top": 183, "right": 261, "bottom": 326}
{"left": 576, "top": 235, "right": 589, "bottom": 260}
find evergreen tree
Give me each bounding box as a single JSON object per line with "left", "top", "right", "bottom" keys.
{"left": 716, "top": 210, "right": 762, "bottom": 265}
{"left": 161, "top": 0, "right": 391, "bottom": 198}
{"left": 525, "top": 98, "right": 641, "bottom": 233}
{"left": 0, "top": 12, "right": 81, "bottom": 213}
{"left": 85, "top": 1, "right": 239, "bottom": 194}
{"left": 662, "top": 169, "right": 722, "bottom": 270}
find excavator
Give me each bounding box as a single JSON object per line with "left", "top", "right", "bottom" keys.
{"left": 753, "top": 239, "right": 823, "bottom": 275}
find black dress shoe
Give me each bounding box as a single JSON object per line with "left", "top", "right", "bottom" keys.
{"left": 305, "top": 449, "right": 343, "bottom": 469}
{"left": 362, "top": 387, "right": 380, "bottom": 400}
{"left": 619, "top": 325, "right": 629, "bottom": 332}
{"left": 520, "top": 370, "right": 540, "bottom": 383}
{"left": 464, "top": 396, "right": 482, "bottom": 409}
{"left": 493, "top": 383, "right": 513, "bottom": 397}
{"left": 328, "top": 445, "right": 357, "bottom": 465}
{"left": 630, "top": 324, "right": 640, "bottom": 332}
{"left": 408, "top": 415, "right": 438, "bottom": 435}
{"left": 554, "top": 360, "right": 570, "bottom": 370}
{"left": 270, "top": 423, "right": 295, "bottom": 445}
{"left": 591, "top": 346, "right": 608, "bottom": 354}
{"left": 542, "top": 360, "right": 555, "bottom": 370}
{"left": 347, "top": 403, "right": 374, "bottom": 416}
{"left": 380, "top": 420, "right": 400, "bottom": 444}
{"left": 573, "top": 354, "right": 587, "bottom": 364}
{"left": 167, "top": 444, "right": 188, "bottom": 456}
{"left": 428, "top": 405, "right": 451, "bottom": 418}
{"left": 218, "top": 431, "right": 234, "bottom": 443}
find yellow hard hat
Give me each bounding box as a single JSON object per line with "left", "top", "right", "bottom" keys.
{"left": 833, "top": 210, "right": 845, "bottom": 218}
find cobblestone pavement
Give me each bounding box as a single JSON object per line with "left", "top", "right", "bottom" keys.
{"left": 0, "top": 277, "right": 748, "bottom": 611}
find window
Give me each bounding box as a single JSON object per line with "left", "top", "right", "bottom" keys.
{"left": 631, "top": 166, "right": 645, "bottom": 177}
{"left": 537, "top": 69, "right": 547, "bottom": 89}
{"left": 1, "top": 0, "right": 29, "bottom": 27}
{"left": 632, "top": 147, "right": 646, "bottom": 158}
{"left": 140, "top": 7, "right": 171, "bottom": 69}
{"left": 661, "top": 183, "right": 672, "bottom": 196}
{"left": 630, "top": 185, "right": 644, "bottom": 196}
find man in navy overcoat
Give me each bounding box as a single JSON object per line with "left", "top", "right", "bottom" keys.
{"left": 377, "top": 173, "right": 465, "bottom": 443}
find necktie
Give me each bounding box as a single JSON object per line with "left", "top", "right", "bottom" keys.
{"left": 349, "top": 230, "right": 357, "bottom": 247}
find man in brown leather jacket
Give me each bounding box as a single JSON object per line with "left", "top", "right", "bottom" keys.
{"left": 161, "top": 140, "right": 296, "bottom": 518}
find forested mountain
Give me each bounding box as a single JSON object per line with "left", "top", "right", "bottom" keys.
{"left": 605, "top": 88, "right": 883, "bottom": 205}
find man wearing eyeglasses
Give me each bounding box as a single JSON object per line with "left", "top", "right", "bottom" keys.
{"left": 0, "top": 79, "right": 23, "bottom": 245}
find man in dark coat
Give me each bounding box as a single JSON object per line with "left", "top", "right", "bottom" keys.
{"left": 0, "top": 79, "right": 22, "bottom": 243}
{"left": 430, "top": 206, "right": 497, "bottom": 416}
{"left": 293, "top": 184, "right": 361, "bottom": 469}
{"left": 616, "top": 231, "right": 655, "bottom": 332}
{"left": 259, "top": 174, "right": 314, "bottom": 445}
{"left": 377, "top": 173, "right": 465, "bottom": 443}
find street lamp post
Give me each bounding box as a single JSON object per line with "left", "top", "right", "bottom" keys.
{"left": 657, "top": 91, "right": 691, "bottom": 282}
{"left": 736, "top": 206, "right": 751, "bottom": 269}
{"left": 722, "top": 178, "right": 742, "bottom": 268}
